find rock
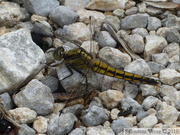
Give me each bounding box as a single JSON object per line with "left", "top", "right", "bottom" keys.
{"left": 104, "top": 15, "right": 120, "bottom": 31}
{"left": 152, "top": 53, "right": 169, "bottom": 66}
{"left": 98, "top": 47, "right": 131, "bottom": 69}
{"left": 156, "top": 27, "right": 170, "bottom": 38}
{"left": 0, "top": 28, "right": 46, "bottom": 94}
{"left": 138, "top": 115, "right": 158, "bottom": 128}
{"left": 0, "top": 2, "right": 27, "bottom": 27}
{"left": 32, "top": 21, "right": 54, "bottom": 37}
{"left": 13, "top": 79, "right": 54, "bottom": 115}
{"left": 0, "top": 92, "right": 13, "bottom": 110}
{"left": 113, "top": 9, "right": 125, "bottom": 18}
{"left": 62, "top": 104, "right": 84, "bottom": 116}
{"left": 33, "top": 116, "right": 48, "bottom": 134}
{"left": 144, "top": 35, "right": 168, "bottom": 61}
{"left": 111, "top": 118, "right": 133, "bottom": 134}
{"left": 156, "top": 102, "right": 179, "bottom": 124}
{"left": 89, "top": 97, "right": 103, "bottom": 108}
{"left": 146, "top": 6, "right": 163, "bottom": 15}
{"left": 165, "top": 43, "right": 179, "bottom": 58}
{"left": 162, "top": 14, "right": 180, "bottom": 29}
{"left": 148, "top": 62, "right": 165, "bottom": 74}
{"left": 17, "top": 124, "right": 36, "bottom": 135}
{"left": 47, "top": 113, "right": 77, "bottom": 135}
{"left": 175, "top": 83, "right": 180, "bottom": 90}
{"left": 86, "top": 0, "right": 126, "bottom": 11}
{"left": 40, "top": 76, "right": 59, "bottom": 93}
{"left": 160, "top": 68, "right": 180, "bottom": 85}
{"left": 86, "top": 126, "right": 115, "bottom": 135}
{"left": 140, "top": 84, "right": 159, "bottom": 97}
{"left": 9, "top": 107, "right": 37, "bottom": 124}
{"left": 174, "top": 91, "right": 180, "bottom": 110}
{"left": 56, "top": 22, "right": 91, "bottom": 43}
{"left": 147, "top": 17, "right": 161, "bottom": 31}
{"left": 142, "top": 96, "right": 159, "bottom": 111}
{"left": 123, "top": 81, "right": 139, "bottom": 99}
{"left": 125, "top": 7, "right": 138, "bottom": 15}
{"left": 121, "top": 14, "right": 148, "bottom": 29}
{"left": 160, "top": 85, "right": 177, "bottom": 97}
{"left": 69, "top": 127, "right": 86, "bottom": 135}
{"left": 23, "top": 0, "right": 59, "bottom": 17}
{"left": 121, "top": 97, "right": 142, "bottom": 115}
{"left": 167, "top": 62, "right": 180, "bottom": 72}
{"left": 96, "top": 31, "right": 117, "bottom": 48}
{"left": 99, "top": 90, "right": 124, "bottom": 109}
{"left": 132, "top": 28, "right": 148, "bottom": 37}
{"left": 64, "top": 0, "right": 90, "bottom": 11}
{"left": 77, "top": 9, "right": 105, "bottom": 25}
{"left": 124, "top": 59, "right": 152, "bottom": 77}
{"left": 81, "top": 40, "right": 99, "bottom": 55}
{"left": 49, "top": 6, "right": 78, "bottom": 27}
{"left": 125, "top": 34, "right": 144, "bottom": 53}
{"left": 82, "top": 106, "right": 108, "bottom": 126}
{"left": 136, "top": 109, "right": 149, "bottom": 122}
{"left": 125, "top": 0, "right": 135, "bottom": 9}
{"left": 110, "top": 108, "right": 120, "bottom": 120}
{"left": 165, "top": 29, "right": 180, "bottom": 44}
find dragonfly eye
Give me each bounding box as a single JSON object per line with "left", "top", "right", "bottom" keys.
{"left": 53, "top": 47, "right": 65, "bottom": 61}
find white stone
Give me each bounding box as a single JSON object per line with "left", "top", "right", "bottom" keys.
{"left": 138, "top": 115, "right": 158, "bottom": 128}
{"left": 144, "top": 35, "right": 168, "bottom": 61}
{"left": 99, "top": 90, "right": 124, "bottom": 109}
{"left": 0, "top": 2, "right": 26, "bottom": 27}
{"left": 111, "top": 108, "right": 120, "bottom": 120}
{"left": 0, "top": 28, "right": 46, "bottom": 94}
{"left": 77, "top": 9, "right": 105, "bottom": 25}
{"left": 142, "top": 96, "right": 159, "bottom": 111}
{"left": 152, "top": 53, "right": 169, "bottom": 66}
{"left": 160, "top": 68, "right": 180, "bottom": 85}
{"left": 156, "top": 102, "right": 179, "bottom": 124}
{"left": 87, "top": 125, "right": 115, "bottom": 135}
{"left": 81, "top": 40, "right": 99, "bottom": 55}
{"left": 33, "top": 116, "right": 48, "bottom": 134}
{"left": 98, "top": 47, "right": 131, "bottom": 69}
{"left": 9, "top": 107, "right": 37, "bottom": 124}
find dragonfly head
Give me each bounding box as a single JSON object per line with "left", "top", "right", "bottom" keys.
{"left": 53, "top": 46, "right": 65, "bottom": 61}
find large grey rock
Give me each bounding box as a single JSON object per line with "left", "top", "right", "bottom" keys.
{"left": 47, "top": 113, "right": 77, "bottom": 135}
{"left": 0, "top": 28, "right": 46, "bottom": 94}
{"left": 162, "top": 14, "right": 180, "bottom": 29}
{"left": 23, "top": 0, "right": 59, "bottom": 17}
{"left": 152, "top": 53, "right": 169, "bottom": 66}
{"left": 0, "top": 92, "right": 13, "bottom": 110}
{"left": 111, "top": 118, "right": 133, "bottom": 134}
{"left": 165, "top": 29, "right": 180, "bottom": 44}
{"left": 148, "top": 62, "right": 165, "bottom": 74}
{"left": 82, "top": 106, "right": 108, "bottom": 126}
{"left": 14, "top": 79, "right": 54, "bottom": 115}
{"left": 142, "top": 96, "right": 159, "bottom": 111}
{"left": 0, "top": 2, "right": 27, "bottom": 27}
{"left": 147, "top": 17, "right": 161, "bottom": 31}
{"left": 121, "top": 14, "right": 148, "bottom": 29}
{"left": 163, "top": 42, "right": 180, "bottom": 59}
{"left": 132, "top": 28, "right": 148, "bottom": 37}
{"left": 49, "top": 6, "right": 78, "bottom": 27}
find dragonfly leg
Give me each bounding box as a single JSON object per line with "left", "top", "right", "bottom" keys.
{"left": 61, "top": 64, "right": 74, "bottom": 81}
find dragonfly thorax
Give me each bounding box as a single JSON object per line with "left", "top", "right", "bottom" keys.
{"left": 53, "top": 46, "right": 65, "bottom": 61}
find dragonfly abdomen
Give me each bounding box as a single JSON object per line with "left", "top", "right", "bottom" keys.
{"left": 91, "top": 60, "right": 159, "bottom": 85}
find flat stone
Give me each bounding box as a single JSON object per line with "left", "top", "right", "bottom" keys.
{"left": 144, "top": 35, "right": 168, "bottom": 61}
{"left": 9, "top": 107, "right": 37, "bottom": 124}
{"left": 98, "top": 47, "right": 131, "bottom": 69}
{"left": 121, "top": 14, "right": 148, "bottom": 29}
{"left": 64, "top": 0, "right": 90, "bottom": 11}
{"left": 86, "top": 0, "right": 126, "bottom": 11}
{"left": 125, "top": 7, "right": 138, "bottom": 15}
{"left": 138, "top": 115, "right": 158, "bottom": 128}
{"left": 160, "top": 68, "right": 180, "bottom": 85}
{"left": 0, "top": 2, "right": 27, "bottom": 27}
{"left": 23, "top": 0, "right": 59, "bottom": 17}
{"left": 156, "top": 102, "right": 179, "bottom": 124}
{"left": 0, "top": 28, "right": 46, "bottom": 94}
{"left": 86, "top": 126, "right": 115, "bottom": 135}
{"left": 33, "top": 116, "right": 48, "bottom": 134}
{"left": 82, "top": 106, "right": 108, "bottom": 126}
{"left": 13, "top": 79, "right": 54, "bottom": 115}
{"left": 125, "top": 34, "right": 144, "bottom": 53}
{"left": 99, "top": 90, "right": 124, "bottom": 109}
{"left": 49, "top": 6, "right": 78, "bottom": 27}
